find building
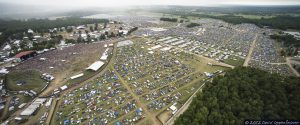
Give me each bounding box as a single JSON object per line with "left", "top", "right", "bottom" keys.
{"left": 86, "top": 61, "right": 104, "bottom": 71}
{"left": 14, "top": 51, "right": 37, "bottom": 62}
{"left": 20, "top": 98, "right": 46, "bottom": 116}
{"left": 28, "top": 29, "right": 34, "bottom": 34}
{"left": 170, "top": 105, "right": 178, "bottom": 114}
{"left": 76, "top": 25, "right": 86, "bottom": 30}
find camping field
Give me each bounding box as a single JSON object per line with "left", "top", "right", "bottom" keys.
{"left": 51, "top": 37, "right": 229, "bottom": 125}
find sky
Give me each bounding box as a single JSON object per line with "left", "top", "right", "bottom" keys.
{"left": 1, "top": 0, "right": 300, "bottom": 7}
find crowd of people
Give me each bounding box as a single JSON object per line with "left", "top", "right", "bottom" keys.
{"left": 12, "top": 41, "right": 111, "bottom": 77}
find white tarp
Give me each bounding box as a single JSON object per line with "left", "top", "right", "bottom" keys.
{"left": 117, "top": 40, "right": 133, "bottom": 47}
{"left": 70, "top": 73, "right": 84, "bottom": 80}
{"left": 20, "top": 98, "right": 46, "bottom": 116}
{"left": 86, "top": 61, "right": 104, "bottom": 71}
{"left": 0, "top": 68, "right": 9, "bottom": 74}
{"left": 60, "top": 85, "right": 68, "bottom": 91}
{"left": 150, "top": 45, "right": 162, "bottom": 50}
{"left": 100, "top": 48, "right": 109, "bottom": 60}
{"left": 170, "top": 105, "right": 177, "bottom": 111}
{"left": 160, "top": 47, "right": 172, "bottom": 51}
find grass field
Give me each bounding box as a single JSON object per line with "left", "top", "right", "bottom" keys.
{"left": 223, "top": 56, "right": 245, "bottom": 67}
{"left": 5, "top": 70, "right": 47, "bottom": 92}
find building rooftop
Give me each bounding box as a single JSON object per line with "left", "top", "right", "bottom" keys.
{"left": 15, "top": 50, "right": 36, "bottom": 58}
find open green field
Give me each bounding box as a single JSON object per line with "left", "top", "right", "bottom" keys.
{"left": 5, "top": 70, "right": 47, "bottom": 92}
{"left": 223, "top": 56, "right": 245, "bottom": 67}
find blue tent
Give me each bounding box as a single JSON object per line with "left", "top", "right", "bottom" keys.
{"left": 64, "top": 120, "right": 70, "bottom": 125}
{"left": 115, "top": 121, "right": 121, "bottom": 125}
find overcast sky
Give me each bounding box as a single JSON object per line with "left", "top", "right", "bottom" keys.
{"left": 1, "top": 0, "right": 300, "bottom": 7}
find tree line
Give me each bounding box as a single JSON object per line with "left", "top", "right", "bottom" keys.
{"left": 175, "top": 67, "right": 300, "bottom": 125}
{"left": 0, "top": 17, "right": 109, "bottom": 46}
{"left": 157, "top": 9, "right": 300, "bottom": 30}
{"left": 186, "top": 23, "right": 201, "bottom": 28}
{"left": 160, "top": 17, "right": 178, "bottom": 22}
{"left": 270, "top": 33, "right": 300, "bottom": 56}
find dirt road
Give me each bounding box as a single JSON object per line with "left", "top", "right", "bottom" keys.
{"left": 243, "top": 34, "right": 258, "bottom": 67}
{"left": 166, "top": 79, "right": 210, "bottom": 125}
{"left": 286, "top": 57, "right": 300, "bottom": 77}
{"left": 114, "top": 70, "right": 162, "bottom": 125}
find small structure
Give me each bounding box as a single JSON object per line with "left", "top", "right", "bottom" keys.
{"left": 150, "top": 45, "right": 162, "bottom": 50}
{"left": 41, "top": 73, "right": 55, "bottom": 81}
{"left": 160, "top": 47, "right": 172, "bottom": 52}
{"left": 70, "top": 73, "right": 84, "bottom": 80}
{"left": 169, "top": 105, "right": 177, "bottom": 115}
{"left": 30, "top": 90, "right": 37, "bottom": 96}
{"left": 100, "top": 48, "right": 110, "bottom": 61}
{"left": 86, "top": 61, "right": 104, "bottom": 71}
{"left": 76, "top": 25, "right": 86, "bottom": 30}
{"left": 60, "top": 85, "right": 68, "bottom": 91}
{"left": 20, "top": 98, "right": 46, "bottom": 116}
{"left": 117, "top": 40, "right": 133, "bottom": 47}
{"left": 204, "top": 72, "right": 213, "bottom": 78}
{"left": 45, "top": 98, "right": 53, "bottom": 107}
{"left": 14, "top": 51, "right": 37, "bottom": 62}
{"left": 18, "top": 103, "right": 27, "bottom": 109}
{"left": 0, "top": 68, "right": 9, "bottom": 74}
{"left": 118, "top": 30, "right": 128, "bottom": 35}
{"left": 28, "top": 29, "right": 34, "bottom": 34}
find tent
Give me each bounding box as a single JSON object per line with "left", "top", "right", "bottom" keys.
{"left": 86, "top": 61, "right": 104, "bottom": 71}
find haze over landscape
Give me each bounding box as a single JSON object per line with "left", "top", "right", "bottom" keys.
{"left": 1, "top": 0, "right": 300, "bottom": 6}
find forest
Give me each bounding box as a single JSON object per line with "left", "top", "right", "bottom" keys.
{"left": 0, "top": 18, "right": 108, "bottom": 46}
{"left": 270, "top": 34, "right": 300, "bottom": 56}
{"left": 174, "top": 67, "right": 300, "bottom": 125}
{"left": 270, "top": 34, "right": 300, "bottom": 47}
{"left": 186, "top": 23, "right": 201, "bottom": 28}
{"left": 211, "top": 15, "right": 300, "bottom": 30}
{"left": 160, "top": 17, "right": 178, "bottom": 22}
{"left": 154, "top": 6, "right": 300, "bottom": 30}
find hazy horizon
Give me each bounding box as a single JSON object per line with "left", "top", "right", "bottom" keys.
{"left": 1, "top": 0, "right": 300, "bottom": 20}
{"left": 1, "top": 0, "right": 300, "bottom": 7}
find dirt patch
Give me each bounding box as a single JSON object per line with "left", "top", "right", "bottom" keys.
{"left": 157, "top": 110, "right": 172, "bottom": 124}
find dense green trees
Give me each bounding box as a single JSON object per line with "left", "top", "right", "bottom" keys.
{"left": 160, "top": 17, "right": 178, "bottom": 22}
{"left": 127, "top": 27, "right": 138, "bottom": 35}
{"left": 186, "top": 23, "right": 201, "bottom": 28}
{"left": 212, "top": 15, "right": 300, "bottom": 30}
{"left": 270, "top": 34, "right": 300, "bottom": 56}
{"left": 175, "top": 67, "right": 300, "bottom": 125}
{"left": 0, "top": 18, "right": 108, "bottom": 46}
{"left": 156, "top": 7, "right": 300, "bottom": 30}
{"left": 270, "top": 34, "right": 300, "bottom": 47}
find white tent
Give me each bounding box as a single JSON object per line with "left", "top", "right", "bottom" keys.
{"left": 117, "top": 40, "right": 133, "bottom": 47}
{"left": 70, "top": 73, "right": 84, "bottom": 80}
{"left": 86, "top": 61, "right": 104, "bottom": 71}
{"left": 60, "top": 85, "right": 68, "bottom": 91}
{"left": 170, "top": 105, "right": 177, "bottom": 111}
